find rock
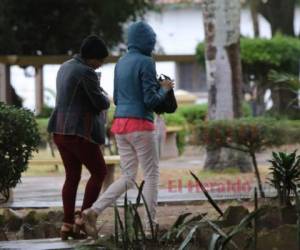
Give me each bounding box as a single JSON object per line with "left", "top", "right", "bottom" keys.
{"left": 21, "top": 223, "right": 45, "bottom": 239}
{"left": 223, "top": 227, "right": 253, "bottom": 249}
{"left": 0, "top": 229, "right": 8, "bottom": 241}
{"left": 23, "top": 211, "right": 39, "bottom": 226}
{"left": 0, "top": 214, "right": 5, "bottom": 227}
{"left": 257, "top": 224, "right": 298, "bottom": 250}
{"left": 256, "top": 205, "right": 297, "bottom": 230}
{"left": 280, "top": 205, "right": 297, "bottom": 225}
{"left": 47, "top": 210, "right": 64, "bottom": 223}
{"left": 257, "top": 205, "right": 281, "bottom": 230}
{"left": 194, "top": 224, "right": 214, "bottom": 248}
{"left": 3, "top": 209, "right": 23, "bottom": 231}
{"left": 223, "top": 206, "right": 249, "bottom": 226}
{"left": 43, "top": 222, "right": 60, "bottom": 238}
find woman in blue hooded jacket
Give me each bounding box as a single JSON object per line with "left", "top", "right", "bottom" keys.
{"left": 82, "top": 21, "right": 173, "bottom": 234}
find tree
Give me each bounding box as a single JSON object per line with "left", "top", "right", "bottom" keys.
{"left": 202, "top": 0, "right": 251, "bottom": 172}
{"left": 257, "top": 0, "right": 296, "bottom": 37}
{"left": 0, "top": 0, "right": 152, "bottom": 55}
{"left": 248, "top": 0, "right": 297, "bottom": 37}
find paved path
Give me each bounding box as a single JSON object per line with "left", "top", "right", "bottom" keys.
{"left": 0, "top": 238, "right": 101, "bottom": 250}
{"left": 2, "top": 175, "right": 276, "bottom": 208}
{"left": 1, "top": 154, "right": 276, "bottom": 208}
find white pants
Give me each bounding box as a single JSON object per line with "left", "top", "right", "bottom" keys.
{"left": 92, "top": 131, "right": 159, "bottom": 222}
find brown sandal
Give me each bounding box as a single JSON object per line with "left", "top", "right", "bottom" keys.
{"left": 74, "top": 211, "right": 86, "bottom": 235}
{"left": 60, "top": 222, "right": 87, "bottom": 241}
{"left": 81, "top": 208, "right": 99, "bottom": 239}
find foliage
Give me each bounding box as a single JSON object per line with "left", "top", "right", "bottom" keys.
{"left": 267, "top": 70, "right": 300, "bottom": 119}
{"left": 0, "top": 103, "right": 40, "bottom": 202}
{"left": 240, "top": 36, "right": 300, "bottom": 75}
{"left": 196, "top": 117, "right": 300, "bottom": 197}
{"left": 114, "top": 181, "right": 159, "bottom": 249}
{"left": 35, "top": 105, "right": 54, "bottom": 119}
{"left": 268, "top": 151, "right": 300, "bottom": 206}
{"left": 197, "top": 36, "right": 300, "bottom": 76}
{"left": 190, "top": 171, "right": 224, "bottom": 217}
{"left": 171, "top": 102, "right": 251, "bottom": 125}
{"left": 197, "top": 118, "right": 300, "bottom": 152}
{"left": 206, "top": 208, "right": 266, "bottom": 250}
{"left": 177, "top": 104, "right": 207, "bottom": 124}
{"left": 36, "top": 118, "right": 50, "bottom": 146}
{"left": 268, "top": 70, "right": 300, "bottom": 93}
{"left": 0, "top": 0, "right": 152, "bottom": 55}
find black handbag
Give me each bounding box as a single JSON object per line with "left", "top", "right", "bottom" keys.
{"left": 154, "top": 74, "right": 177, "bottom": 114}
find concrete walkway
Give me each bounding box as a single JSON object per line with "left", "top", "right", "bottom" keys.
{"left": 0, "top": 238, "right": 101, "bottom": 250}
{"left": 0, "top": 151, "right": 279, "bottom": 208}
{"left": 1, "top": 161, "right": 276, "bottom": 209}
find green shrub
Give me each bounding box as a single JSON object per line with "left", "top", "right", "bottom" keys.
{"left": 268, "top": 151, "right": 300, "bottom": 206}
{"left": 240, "top": 36, "right": 300, "bottom": 74}
{"left": 196, "top": 117, "right": 300, "bottom": 197}
{"left": 196, "top": 36, "right": 300, "bottom": 75}
{"left": 35, "top": 105, "right": 54, "bottom": 118}
{"left": 0, "top": 103, "right": 40, "bottom": 202}
{"left": 176, "top": 103, "right": 252, "bottom": 123}
{"left": 197, "top": 117, "right": 300, "bottom": 151}
{"left": 177, "top": 104, "right": 207, "bottom": 124}
{"left": 36, "top": 118, "right": 49, "bottom": 146}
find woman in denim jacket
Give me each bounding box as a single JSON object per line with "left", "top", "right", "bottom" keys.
{"left": 48, "top": 35, "right": 110, "bottom": 240}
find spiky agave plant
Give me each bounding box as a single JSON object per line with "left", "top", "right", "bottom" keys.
{"left": 114, "top": 182, "right": 146, "bottom": 249}
{"left": 206, "top": 208, "right": 266, "bottom": 250}
{"left": 268, "top": 151, "right": 300, "bottom": 206}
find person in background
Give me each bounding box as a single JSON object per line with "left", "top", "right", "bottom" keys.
{"left": 47, "top": 35, "right": 110, "bottom": 240}
{"left": 82, "top": 21, "right": 174, "bottom": 236}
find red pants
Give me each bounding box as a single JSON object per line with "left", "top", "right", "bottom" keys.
{"left": 53, "top": 134, "right": 107, "bottom": 224}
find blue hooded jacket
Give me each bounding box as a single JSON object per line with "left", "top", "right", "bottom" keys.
{"left": 113, "top": 21, "right": 168, "bottom": 122}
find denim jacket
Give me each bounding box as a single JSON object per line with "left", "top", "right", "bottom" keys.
{"left": 48, "top": 54, "right": 110, "bottom": 144}
{"left": 113, "top": 21, "right": 167, "bottom": 122}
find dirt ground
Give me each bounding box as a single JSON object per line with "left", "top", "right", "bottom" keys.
{"left": 95, "top": 200, "right": 256, "bottom": 235}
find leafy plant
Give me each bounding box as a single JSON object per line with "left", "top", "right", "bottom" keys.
{"left": 294, "top": 190, "right": 300, "bottom": 249}
{"left": 160, "top": 212, "right": 206, "bottom": 246}
{"left": 190, "top": 171, "right": 224, "bottom": 217}
{"left": 197, "top": 118, "right": 300, "bottom": 198}
{"left": 35, "top": 105, "right": 54, "bottom": 118}
{"left": 177, "top": 104, "right": 208, "bottom": 124}
{"left": 206, "top": 208, "right": 266, "bottom": 250}
{"left": 268, "top": 151, "right": 300, "bottom": 206}
{"left": 114, "top": 181, "right": 159, "bottom": 249}
{"left": 0, "top": 103, "right": 40, "bottom": 203}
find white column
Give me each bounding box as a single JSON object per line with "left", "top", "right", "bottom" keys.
{"left": 0, "top": 63, "right": 10, "bottom": 103}
{"left": 35, "top": 66, "right": 44, "bottom": 114}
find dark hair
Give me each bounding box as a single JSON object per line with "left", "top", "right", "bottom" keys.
{"left": 80, "top": 35, "right": 109, "bottom": 60}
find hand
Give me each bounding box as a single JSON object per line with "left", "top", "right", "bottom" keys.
{"left": 160, "top": 79, "right": 174, "bottom": 91}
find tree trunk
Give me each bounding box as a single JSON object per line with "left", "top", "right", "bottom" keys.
{"left": 202, "top": 0, "right": 252, "bottom": 172}
{"left": 203, "top": 0, "right": 242, "bottom": 120}
{"left": 258, "top": 0, "right": 296, "bottom": 36}
{"left": 250, "top": 0, "right": 260, "bottom": 37}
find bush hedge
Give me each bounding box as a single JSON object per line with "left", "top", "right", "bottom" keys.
{"left": 0, "top": 103, "right": 40, "bottom": 202}
{"left": 196, "top": 36, "right": 300, "bottom": 75}
{"left": 197, "top": 117, "right": 300, "bottom": 151}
